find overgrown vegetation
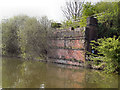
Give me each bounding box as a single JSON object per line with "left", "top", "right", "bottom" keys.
{"left": 84, "top": 1, "right": 120, "bottom": 73}
{"left": 90, "top": 36, "right": 120, "bottom": 73}
{"left": 2, "top": 15, "right": 53, "bottom": 60}
{"left": 61, "top": 1, "right": 120, "bottom": 38}
{"left": 61, "top": 0, "right": 120, "bottom": 73}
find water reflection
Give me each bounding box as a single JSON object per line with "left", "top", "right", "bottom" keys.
{"left": 2, "top": 57, "right": 118, "bottom": 88}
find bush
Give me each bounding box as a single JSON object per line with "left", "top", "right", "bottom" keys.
{"left": 90, "top": 36, "right": 120, "bottom": 73}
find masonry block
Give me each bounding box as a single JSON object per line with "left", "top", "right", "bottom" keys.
{"left": 48, "top": 16, "right": 98, "bottom": 65}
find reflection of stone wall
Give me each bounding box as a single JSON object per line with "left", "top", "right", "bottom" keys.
{"left": 46, "top": 65, "right": 85, "bottom": 88}
{"left": 48, "top": 17, "right": 98, "bottom": 66}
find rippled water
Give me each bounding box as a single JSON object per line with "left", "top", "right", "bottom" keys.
{"left": 2, "top": 57, "right": 119, "bottom": 88}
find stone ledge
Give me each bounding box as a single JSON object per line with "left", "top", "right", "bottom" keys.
{"left": 50, "top": 47, "right": 85, "bottom": 50}
{"left": 47, "top": 59, "right": 85, "bottom": 67}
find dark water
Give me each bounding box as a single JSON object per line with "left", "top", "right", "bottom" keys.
{"left": 2, "top": 57, "right": 119, "bottom": 88}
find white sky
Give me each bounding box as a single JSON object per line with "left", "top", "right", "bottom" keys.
{"left": 0, "top": 0, "right": 101, "bottom": 22}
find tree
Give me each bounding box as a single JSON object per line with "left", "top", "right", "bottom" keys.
{"left": 96, "top": 2, "right": 120, "bottom": 38}
{"left": 61, "top": 0, "right": 84, "bottom": 21}
{"left": 82, "top": 2, "right": 95, "bottom": 16}
{"left": 2, "top": 15, "right": 53, "bottom": 60}
{"left": 81, "top": 1, "right": 120, "bottom": 38}
{"left": 18, "top": 16, "right": 52, "bottom": 59}
{"left": 2, "top": 15, "right": 29, "bottom": 56}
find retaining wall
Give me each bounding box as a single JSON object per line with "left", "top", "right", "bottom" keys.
{"left": 48, "top": 17, "right": 98, "bottom": 66}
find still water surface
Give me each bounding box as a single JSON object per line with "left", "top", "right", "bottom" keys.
{"left": 2, "top": 57, "right": 119, "bottom": 88}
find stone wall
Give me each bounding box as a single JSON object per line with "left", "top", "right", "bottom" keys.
{"left": 48, "top": 17, "right": 98, "bottom": 66}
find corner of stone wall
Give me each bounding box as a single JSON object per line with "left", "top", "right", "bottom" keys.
{"left": 85, "top": 16, "right": 98, "bottom": 61}
{"left": 48, "top": 16, "right": 98, "bottom": 66}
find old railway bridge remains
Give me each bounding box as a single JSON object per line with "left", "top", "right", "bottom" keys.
{"left": 48, "top": 17, "right": 98, "bottom": 66}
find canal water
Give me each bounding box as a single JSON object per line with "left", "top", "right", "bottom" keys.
{"left": 2, "top": 57, "right": 119, "bottom": 88}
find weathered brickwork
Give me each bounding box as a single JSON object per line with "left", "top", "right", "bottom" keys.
{"left": 48, "top": 17, "right": 98, "bottom": 66}
{"left": 49, "top": 49, "right": 85, "bottom": 62}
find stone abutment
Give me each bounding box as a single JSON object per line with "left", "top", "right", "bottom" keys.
{"left": 48, "top": 17, "right": 98, "bottom": 67}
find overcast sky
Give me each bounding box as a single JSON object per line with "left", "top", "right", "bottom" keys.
{"left": 0, "top": 0, "right": 102, "bottom": 22}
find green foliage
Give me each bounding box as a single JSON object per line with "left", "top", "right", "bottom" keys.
{"left": 82, "top": 2, "right": 95, "bottom": 16}
{"left": 61, "top": 1, "right": 120, "bottom": 32}
{"left": 61, "top": 20, "right": 80, "bottom": 29}
{"left": 96, "top": 2, "right": 119, "bottom": 37}
{"left": 79, "top": 16, "right": 87, "bottom": 27}
{"left": 90, "top": 36, "right": 120, "bottom": 73}
{"left": 2, "top": 15, "right": 52, "bottom": 60}
{"left": 2, "top": 15, "right": 28, "bottom": 56}
{"left": 94, "top": 2, "right": 114, "bottom": 14}
{"left": 81, "top": 1, "right": 120, "bottom": 38}
{"left": 19, "top": 16, "right": 51, "bottom": 59}
{"left": 51, "top": 22, "right": 61, "bottom": 28}
{"left": 78, "top": 2, "right": 96, "bottom": 28}
{"left": 62, "top": 20, "right": 72, "bottom": 28}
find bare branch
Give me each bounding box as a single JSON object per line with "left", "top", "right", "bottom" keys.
{"left": 61, "top": 0, "right": 85, "bottom": 21}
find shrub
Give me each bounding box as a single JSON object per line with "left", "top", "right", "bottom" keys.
{"left": 90, "top": 36, "right": 120, "bottom": 73}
